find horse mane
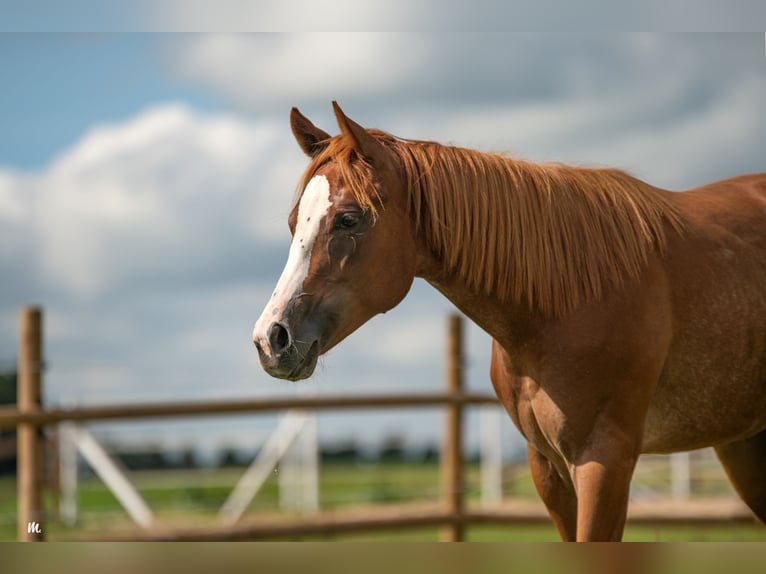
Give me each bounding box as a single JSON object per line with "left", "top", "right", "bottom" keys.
{"left": 297, "top": 130, "right": 684, "bottom": 317}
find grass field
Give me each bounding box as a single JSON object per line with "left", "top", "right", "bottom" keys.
{"left": 1, "top": 460, "right": 764, "bottom": 541}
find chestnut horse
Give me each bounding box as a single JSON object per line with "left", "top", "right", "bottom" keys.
{"left": 252, "top": 102, "right": 766, "bottom": 541}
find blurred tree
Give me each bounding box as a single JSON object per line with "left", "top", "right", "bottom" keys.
{"left": 217, "top": 446, "right": 243, "bottom": 468}
{"left": 0, "top": 369, "right": 15, "bottom": 404}
{"left": 180, "top": 448, "right": 198, "bottom": 470}
{"left": 0, "top": 369, "right": 17, "bottom": 474}
{"left": 379, "top": 435, "right": 406, "bottom": 463}
{"left": 418, "top": 443, "right": 439, "bottom": 464}
{"left": 320, "top": 439, "right": 361, "bottom": 463}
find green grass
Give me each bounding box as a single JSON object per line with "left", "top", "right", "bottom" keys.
{"left": 1, "top": 460, "right": 764, "bottom": 542}
{"left": 249, "top": 520, "right": 766, "bottom": 542}
{"left": 326, "top": 524, "right": 766, "bottom": 542}
{"left": 319, "top": 461, "right": 448, "bottom": 507}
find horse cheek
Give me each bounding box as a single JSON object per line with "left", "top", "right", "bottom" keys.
{"left": 327, "top": 234, "right": 356, "bottom": 272}
{"left": 374, "top": 245, "right": 416, "bottom": 311}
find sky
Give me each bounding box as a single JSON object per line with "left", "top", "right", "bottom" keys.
{"left": 1, "top": 32, "right": 765, "bottom": 458}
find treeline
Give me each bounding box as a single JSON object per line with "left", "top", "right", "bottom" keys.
{"left": 107, "top": 438, "right": 447, "bottom": 472}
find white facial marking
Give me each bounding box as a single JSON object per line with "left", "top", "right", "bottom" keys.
{"left": 253, "top": 175, "right": 332, "bottom": 352}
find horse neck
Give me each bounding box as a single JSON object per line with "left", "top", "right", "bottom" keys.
{"left": 415, "top": 246, "right": 535, "bottom": 346}
{"left": 402, "top": 141, "right": 680, "bottom": 323}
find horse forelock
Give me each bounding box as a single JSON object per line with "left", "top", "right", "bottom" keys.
{"left": 295, "top": 131, "right": 388, "bottom": 222}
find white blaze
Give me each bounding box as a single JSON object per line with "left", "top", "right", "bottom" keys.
{"left": 253, "top": 175, "right": 332, "bottom": 352}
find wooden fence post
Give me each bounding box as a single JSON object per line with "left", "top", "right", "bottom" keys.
{"left": 17, "top": 306, "right": 44, "bottom": 541}
{"left": 441, "top": 313, "right": 464, "bottom": 541}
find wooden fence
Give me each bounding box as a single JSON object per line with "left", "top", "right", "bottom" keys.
{"left": 1, "top": 307, "right": 510, "bottom": 541}
{"left": 2, "top": 307, "right": 757, "bottom": 541}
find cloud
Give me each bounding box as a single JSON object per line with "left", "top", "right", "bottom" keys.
{"left": 144, "top": 1, "right": 416, "bottom": 33}
{"left": 164, "top": 34, "right": 765, "bottom": 191}
{"left": 1, "top": 103, "right": 300, "bottom": 301}
{"left": 165, "top": 34, "right": 733, "bottom": 109}
{"left": 137, "top": 1, "right": 766, "bottom": 33}
{"left": 167, "top": 34, "right": 431, "bottom": 111}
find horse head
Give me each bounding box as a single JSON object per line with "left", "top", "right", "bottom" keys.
{"left": 252, "top": 103, "right": 417, "bottom": 380}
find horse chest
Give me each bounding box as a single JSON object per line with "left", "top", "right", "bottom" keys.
{"left": 517, "top": 383, "right": 571, "bottom": 461}
{"left": 491, "top": 367, "right": 573, "bottom": 464}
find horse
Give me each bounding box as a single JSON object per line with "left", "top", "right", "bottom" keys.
{"left": 252, "top": 102, "right": 766, "bottom": 541}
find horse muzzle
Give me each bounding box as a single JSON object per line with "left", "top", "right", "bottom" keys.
{"left": 253, "top": 321, "right": 320, "bottom": 381}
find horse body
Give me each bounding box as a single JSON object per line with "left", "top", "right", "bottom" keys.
{"left": 439, "top": 175, "right": 766, "bottom": 539}
{"left": 646, "top": 176, "right": 766, "bottom": 453}
{"left": 252, "top": 103, "right": 766, "bottom": 540}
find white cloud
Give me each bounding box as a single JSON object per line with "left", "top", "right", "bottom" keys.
{"left": 145, "top": 1, "right": 416, "bottom": 32}
{"left": 1, "top": 103, "right": 300, "bottom": 299}
{"left": 168, "top": 34, "right": 430, "bottom": 109}
{"left": 165, "top": 33, "right": 765, "bottom": 191}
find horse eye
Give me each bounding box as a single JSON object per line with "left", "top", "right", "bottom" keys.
{"left": 336, "top": 212, "right": 361, "bottom": 230}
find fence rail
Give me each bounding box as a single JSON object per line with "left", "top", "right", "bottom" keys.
{"left": 0, "top": 392, "right": 498, "bottom": 428}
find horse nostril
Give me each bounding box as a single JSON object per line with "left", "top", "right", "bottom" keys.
{"left": 267, "top": 322, "right": 291, "bottom": 355}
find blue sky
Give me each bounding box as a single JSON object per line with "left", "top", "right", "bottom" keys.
{"left": 1, "top": 33, "right": 764, "bottom": 457}
{"left": 0, "top": 34, "right": 221, "bottom": 169}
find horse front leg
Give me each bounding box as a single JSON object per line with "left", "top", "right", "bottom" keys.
{"left": 529, "top": 428, "right": 639, "bottom": 541}
{"left": 527, "top": 444, "right": 577, "bottom": 541}
{"left": 570, "top": 422, "right": 641, "bottom": 541}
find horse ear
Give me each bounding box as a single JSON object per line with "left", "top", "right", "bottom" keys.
{"left": 290, "top": 107, "right": 331, "bottom": 158}
{"left": 332, "top": 101, "right": 390, "bottom": 165}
